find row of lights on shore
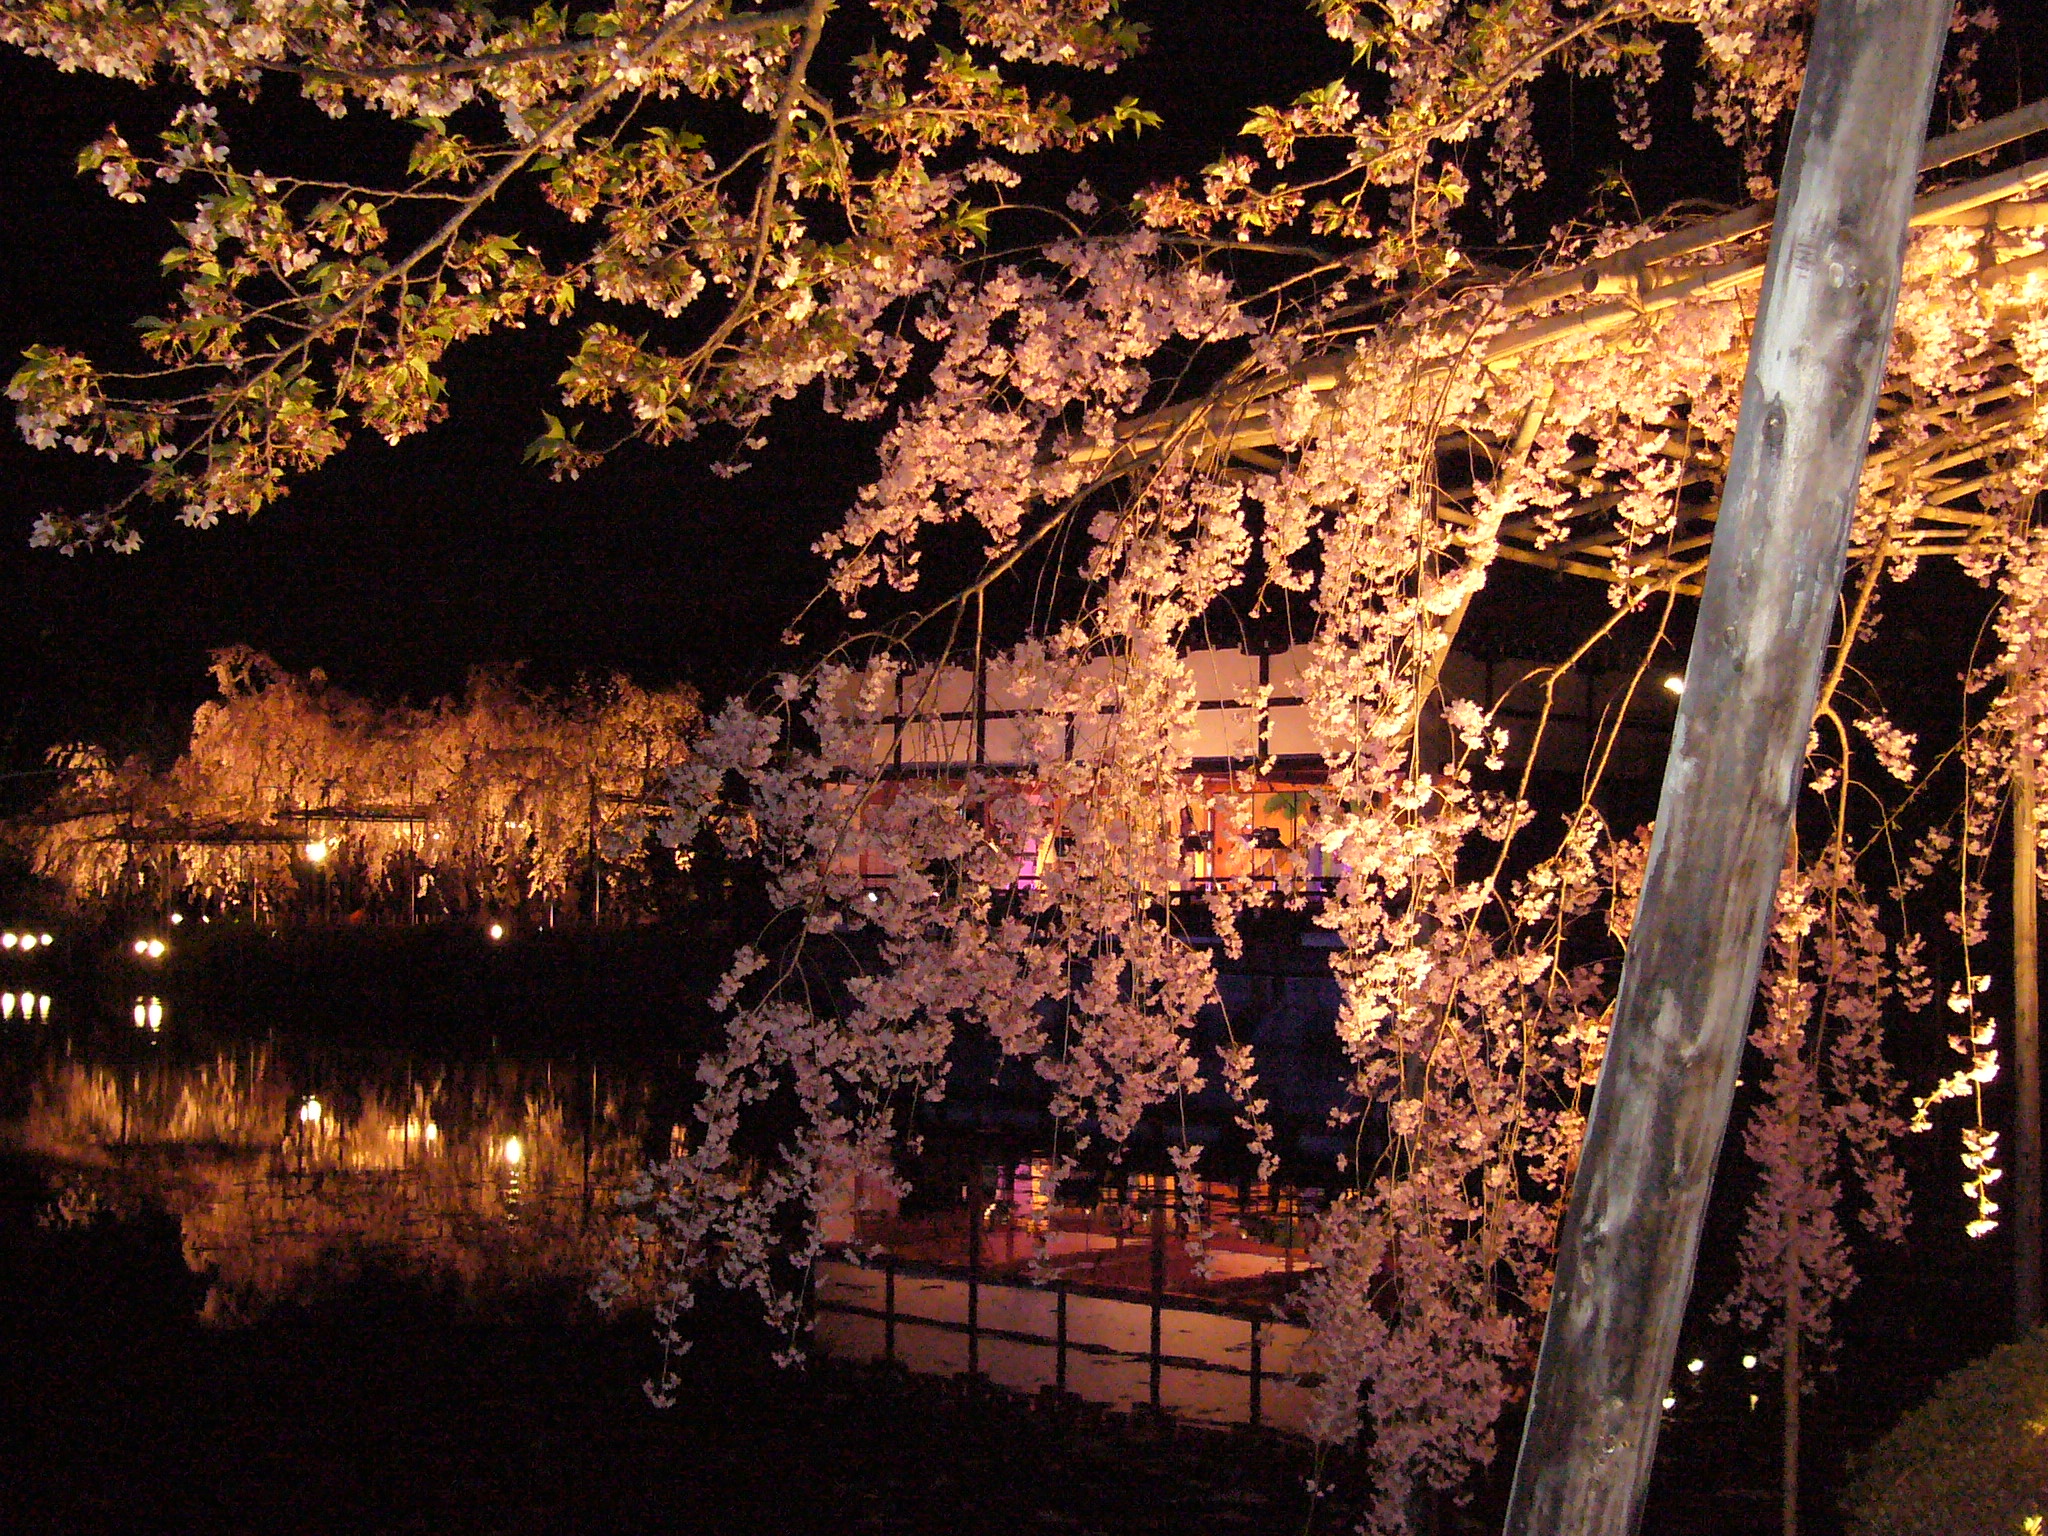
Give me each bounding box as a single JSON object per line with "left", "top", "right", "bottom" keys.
{"left": 131, "top": 922, "right": 502, "bottom": 952}
{"left": 3, "top": 931, "right": 55, "bottom": 951}
{"left": 4, "top": 992, "right": 52, "bottom": 1020}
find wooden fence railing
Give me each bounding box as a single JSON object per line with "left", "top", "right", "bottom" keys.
{"left": 813, "top": 1257, "right": 1317, "bottom": 1434}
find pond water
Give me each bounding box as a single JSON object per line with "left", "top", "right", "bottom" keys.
{"left": 0, "top": 976, "right": 1329, "bottom": 1435}
{"left": 0, "top": 987, "right": 678, "bottom": 1323}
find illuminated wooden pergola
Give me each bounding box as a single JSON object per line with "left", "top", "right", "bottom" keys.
{"left": 1086, "top": 96, "right": 2048, "bottom": 597}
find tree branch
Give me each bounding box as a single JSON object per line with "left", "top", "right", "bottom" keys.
{"left": 295, "top": 6, "right": 809, "bottom": 84}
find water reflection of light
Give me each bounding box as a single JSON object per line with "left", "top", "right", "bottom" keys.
{"left": 299, "top": 1097, "right": 323, "bottom": 1126}
{"left": 9, "top": 1046, "right": 653, "bottom": 1322}
{"left": 3, "top": 993, "right": 14, "bottom": 1020}
{"left": 502, "top": 1135, "right": 524, "bottom": 1166}
{"left": 40, "top": 994, "right": 51, "bottom": 1019}
{"left": 132, "top": 997, "right": 164, "bottom": 1032}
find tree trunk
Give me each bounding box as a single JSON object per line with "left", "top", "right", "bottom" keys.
{"left": 2017, "top": 752, "right": 2042, "bottom": 1336}
{"left": 1501, "top": 3, "right": 1953, "bottom": 1530}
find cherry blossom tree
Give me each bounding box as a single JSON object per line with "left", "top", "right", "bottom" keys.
{"left": 6, "top": 3, "right": 2047, "bottom": 1531}
{"left": 19, "top": 648, "right": 701, "bottom": 919}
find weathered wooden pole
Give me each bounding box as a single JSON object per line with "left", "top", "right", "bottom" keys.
{"left": 1502, "top": 3, "right": 1953, "bottom": 1530}
{"left": 2016, "top": 752, "right": 2042, "bottom": 1335}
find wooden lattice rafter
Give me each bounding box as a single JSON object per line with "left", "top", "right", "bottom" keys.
{"left": 1077, "top": 97, "right": 2048, "bottom": 598}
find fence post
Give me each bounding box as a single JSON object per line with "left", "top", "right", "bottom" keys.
{"left": 884, "top": 1255, "right": 897, "bottom": 1366}
{"left": 1149, "top": 1196, "right": 1165, "bottom": 1410}
{"left": 1249, "top": 1317, "right": 1263, "bottom": 1429}
{"left": 967, "top": 1168, "right": 982, "bottom": 1383}
{"left": 1056, "top": 1281, "right": 1069, "bottom": 1394}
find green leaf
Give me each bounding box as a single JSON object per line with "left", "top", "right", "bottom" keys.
{"left": 1103, "top": 97, "right": 1162, "bottom": 140}
{"left": 522, "top": 412, "right": 580, "bottom": 465}
{"left": 948, "top": 203, "right": 993, "bottom": 243}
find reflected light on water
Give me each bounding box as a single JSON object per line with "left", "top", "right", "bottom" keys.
{"left": 5, "top": 1036, "right": 660, "bottom": 1323}
{"left": 131, "top": 997, "right": 164, "bottom": 1032}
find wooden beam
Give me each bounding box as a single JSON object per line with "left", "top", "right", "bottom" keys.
{"left": 1485, "top": 155, "right": 2048, "bottom": 371}
{"left": 1502, "top": 2, "right": 1954, "bottom": 1530}
{"left": 1501, "top": 95, "right": 2048, "bottom": 313}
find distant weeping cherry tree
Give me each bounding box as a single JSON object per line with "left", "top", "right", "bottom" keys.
{"left": 20, "top": 647, "right": 701, "bottom": 918}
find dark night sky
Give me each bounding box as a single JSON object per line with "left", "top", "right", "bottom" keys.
{"left": 0, "top": 5, "right": 2035, "bottom": 782}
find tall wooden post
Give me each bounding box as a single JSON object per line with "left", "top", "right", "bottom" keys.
{"left": 1502, "top": 3, "right": 1952, "bottom": 1530}
{"left": 967, "top": 1163, "right": 982, "bottom": 1382}
{"left": 1149, "top": 1192, "right": 1166, "bottom": 1410}
{"left": 2016, "top": 752, "right": 2042, "bottom": 1336}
